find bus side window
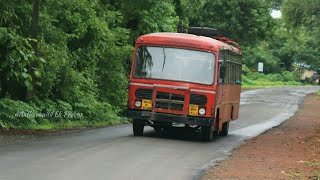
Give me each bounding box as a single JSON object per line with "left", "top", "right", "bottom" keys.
{"left": 228, "top": 64, "right": 232, "bottom": 83}
{"left": 219, "top": 62, "right": 229, "bottom": 84}
{"left": 238, "top": 65, "right": 241, "bottom": 81}
{"left": 234, "top": 64, "right": 237, "bottom": 83}
{"left": 240, "top": 64, "right": 242, "bottom": 81}
{"left": 236, "top": 64, "right": 240, "bottom": 81}
{"left": 233, "top": 65, "right": 236, "bottom": 83}
{"left": 231, "top": 63, "right": 235, "bottom": 83}
{"left": 224, "top": 64, "right": 228, "bottom": 83}
{"left": 228, "top": 64, "right": 231, "bottom": 83}
{"left": 235, "top": 64, "right": 238, "bottom": 83}
{"left": 218, "top": 63, "right": 222, "bottom": 83}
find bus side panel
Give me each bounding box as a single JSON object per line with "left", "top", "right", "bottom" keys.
{"left": 215, "top": 84, "right": 223, "bottom": 130}
{"left": 231, "top": 85, "right": 241, "bottom": 120}
{"left": 216, "top": 83, "right": 241, "bottom": 128}
{"left": 218, "top": 84, "right": 231, "bottom": 124}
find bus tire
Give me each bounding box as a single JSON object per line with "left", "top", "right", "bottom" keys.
{"left": 214, "top": 110, "right": 220, "bottom": 136}
{"left": 220, "top": 121, "right": 229, "bottom": 136}
{"left": 154, "top": 126, "right": 162, "bottom": 136}
{"left": 201, "top": 124, "right": 214, "bottom": 142}
{"left": 133, "top": 119, "right": 144, "bottom": 136}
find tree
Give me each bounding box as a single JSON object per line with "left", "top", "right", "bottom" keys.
{"left": 193, "top": 0, "right": 274, "bottom": 45}
{"left": 282, "top": 0, "right": 320, "bottom": 69}
{"left": 120, "top": 0, "right": 179, "bottom": 43}
{"left": 173, "top": 0, "right": 205, "bottom": 31}
{"left": 242, "top": 41, "right": 281, "bottom": 73}
{"left": 26, "top": 0, "right": 40, "bottom": 100}
{"left": 267, "top": 0, "right": 283, "bottom": 10}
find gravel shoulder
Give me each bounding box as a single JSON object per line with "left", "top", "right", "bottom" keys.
{"left": 202, "top": 93, "right": 320, "bottom": 180}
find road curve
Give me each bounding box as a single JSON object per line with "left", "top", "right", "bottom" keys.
{"left": 0, "top": 86, "right": 319, "bottom": 180}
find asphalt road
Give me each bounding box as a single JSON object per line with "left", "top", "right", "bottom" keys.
{"left": 0, "top": 86, "right": 319, "bottom": 180}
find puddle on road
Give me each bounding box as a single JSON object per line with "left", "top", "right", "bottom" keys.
{"left": 240, "top": 86, "right": 320, "bottom": 105}
{"left": 231, "top": 105, "right": 298, "bottom": 138}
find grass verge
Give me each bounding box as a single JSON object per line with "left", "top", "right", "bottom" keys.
{"left": 315, "top": 91, "right": 320, "bottom": 99}
{"left": 24, "top": 118, "right": 130, "bottom": 130}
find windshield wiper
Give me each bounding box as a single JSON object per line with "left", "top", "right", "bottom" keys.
{"left": 162, "top": 46, "right": 166, "bottom": 71}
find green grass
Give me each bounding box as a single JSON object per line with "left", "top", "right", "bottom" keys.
{"left": 242, "top": 82, "right": 304, "bottom": 89}
{"left": 1, "top": 116, "right": 130, "bottom": 131}
{"left": 304, "top": 160, "right": 320, "bottom": 180}
{"left": 242, "top": 78, "right": 306, "bottom": 89}
{"left": 315, "top": 171, "right": 320, "bottom": 180}
{"left": 316, "top": 91, "right": 320, "bottom": 99}
{"left": 289, "top": 170, "right": 305, "bottom": 180}
{"left": 241, "top": 71, "right": 309, "bottom": 89}
{"left": 20, "top": 118, "right": 130, "bottom": 130}
{"left": 0, "top": 98, "right": 130, "bottom": 131}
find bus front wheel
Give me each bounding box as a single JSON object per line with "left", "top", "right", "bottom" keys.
{"left": 133, "top": 119, "right": 144, "bottom": 136}
{"left": 220, "top": 121, "right": 229, "bottom": 136}
{"left": 201, "top": 125, "right": 214, "bottom": 142}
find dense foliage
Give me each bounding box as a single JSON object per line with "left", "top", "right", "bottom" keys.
{"left": 0, "top": 0, "right": 319, "bottom": 129}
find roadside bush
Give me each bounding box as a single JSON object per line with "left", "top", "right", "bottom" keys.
{"left": 0, "top": 96, "right": 121, "bottom": 129}
{"left": 73, "top": 101, "right": 120, "bottom": 124}
{"left": 29, "top": 99, "right": 72, "bottom": 124}
{"left": 0, "top": 28, "right": 36, "bottom": 99}
{"left": 242, "top": 64, "right": 250, "bottom": 75}
{"left": 266, "top": 73, "right": 284, "bottom": 82}
{"left": 0, "top": 98, "right": 39, "bottom": 128}
{"left": 242, "top": 75, "right": 255, "bottom": 85}
{"left": 246, "top": 72, "right": 266, "bottom": 80}
{"left": 243, "top": 71, "right": 303, "bottom": 88}
{"left": 281, "top": 71, "right": 301, "bottom": 82}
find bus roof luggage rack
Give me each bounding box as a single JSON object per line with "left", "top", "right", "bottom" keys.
{"left": 214, "top": 37, "right": 241, "bottom": 49}
{"left": 187, "top": 27, "right": 241, "bottom": 49}
{"left": 187, "top": 27, "right": 228, "bottom": 38}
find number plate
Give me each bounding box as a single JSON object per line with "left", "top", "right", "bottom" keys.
{"left": 188, "top": 104, "right": 199, "bottom": 116}
{"left": 141, "top": 99, "right": 152, "bottom": 110}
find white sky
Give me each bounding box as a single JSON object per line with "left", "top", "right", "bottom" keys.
{"left": 271, "top": 10, "right": 282, "bottom": 18}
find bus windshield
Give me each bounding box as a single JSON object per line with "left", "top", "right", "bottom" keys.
{"left": 133, "top": 46, "right": 215, "bottom": 85}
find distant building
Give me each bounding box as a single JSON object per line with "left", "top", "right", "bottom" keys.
{"left": 300, "top": 69, "right": 319, "bottom": 83}
{"left": 312, "top": 72, "right": 319, "bottom": 84}
{"left": 295, "top": 63, "right": 319, "bottom": 84}
{"left": 301, "top": 69, "right": 319, "bottom": 83}
{"left": 301, "top": 70, "right": 315, "bottom": 80}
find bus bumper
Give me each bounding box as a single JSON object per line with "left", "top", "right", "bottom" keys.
{"left": 127, "top": 110, "right": 213, "bottom": 126}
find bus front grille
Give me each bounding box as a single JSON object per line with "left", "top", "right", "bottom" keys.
{"left": 155, "top": 92, "right": 184, "bottom": 111}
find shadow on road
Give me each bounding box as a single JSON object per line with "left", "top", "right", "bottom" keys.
{"left": 132, "top": 127, "right": 225, "bottom": 143}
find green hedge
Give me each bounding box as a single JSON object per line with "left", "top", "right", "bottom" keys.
{"left": 242, "top": 71, "right": 303, "bottom": 88}
{"left": 0, "top": 98, "right": 126, "bottom": 129}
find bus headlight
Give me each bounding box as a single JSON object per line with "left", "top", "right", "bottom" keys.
{"left": 198, "top": 108, "right": 206, "bottom": 115}
{"left": 135, "top": 100, "right": 142, "bottom": 108}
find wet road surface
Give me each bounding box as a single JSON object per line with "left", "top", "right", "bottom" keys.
{"left": 0, "top": 86, "right": 319, "bottom": 180}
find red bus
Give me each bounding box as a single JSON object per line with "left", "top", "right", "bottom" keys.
{"left": 127, "top": 27, "right": 242, "bottom": 141}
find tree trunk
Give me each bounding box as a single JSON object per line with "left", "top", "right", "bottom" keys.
{"left": 26, "top": 0, "right": 40, "bottom": 100}
{"left": 0, "top": 79, "right": 2, "bottom": 97}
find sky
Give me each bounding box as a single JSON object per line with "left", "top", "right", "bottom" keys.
{"left": 271, "top": 9, "right": 282, "bottom": 18}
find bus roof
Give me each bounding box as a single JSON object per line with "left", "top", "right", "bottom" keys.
{"left": 136, "top": 33, "right": 242, "bottom": 55}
